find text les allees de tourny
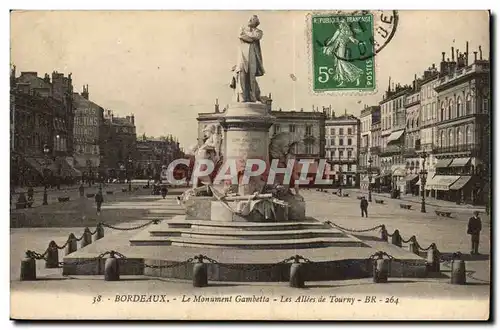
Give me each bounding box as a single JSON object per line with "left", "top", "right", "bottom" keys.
{"left": 94, "top": 295, "right": 400, "bottom": 305}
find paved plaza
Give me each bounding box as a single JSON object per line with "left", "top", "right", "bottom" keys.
{"left": 10, "top": 187, "right": 490, "bottom": 296}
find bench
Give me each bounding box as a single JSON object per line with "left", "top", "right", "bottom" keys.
{"left": 15, "top": 202, "right": 27, "bottom": 209}
{"left": 435, "top": 210, "right": 452, "bottom": 217}
{"left": 106, "top": 191, "right": 114, "bottom": 195}
{"left": 122, "top": 188, "right": 128, "bottom": 192}
{"left": 400, "top": 204, "right": 412, "bottom": 210}
{"left": 58, "top": 197, "right": 70, "bottom": 203}
{"left": 86, "top": 193, "right": 95, "bottom": 198}
{"left": 332, "top": 190, "right": 338, "bottom": 195}
{"left": 133, "top": 187, "right": 140, "bottom": 191}
{"left": 375, "top": 199, "right": 384, "bottom": 204}
{"left": 343, "top": 193, "right": 349, "bottom": 197}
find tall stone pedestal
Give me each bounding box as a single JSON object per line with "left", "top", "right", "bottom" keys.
{"left": 220, "top": 103, "right": 274, "bottom": 196}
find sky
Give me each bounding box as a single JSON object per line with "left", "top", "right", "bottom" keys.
{"left": 10, "top": 10, "right": 490, "bottom": 149}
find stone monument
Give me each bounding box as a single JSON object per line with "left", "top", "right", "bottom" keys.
{"left": 180, "top": 15, "right": 305, "bottom": 223}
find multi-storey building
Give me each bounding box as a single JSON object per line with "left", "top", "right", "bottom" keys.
{"left": 402, "top": 79, "right": 421, "bottom": 194}
{"left": 325, "top": 110, "right": 360, "bottom": 187}
{"left": 370, "top": 118, "right": 382, "bottom": 189}
{"left": 359, "top": 105, "right": 380, "bottom": 191}
{"left": 102, "top": 110, "right": 137, "bottom": 180}
{"left": 428, "top": 44, "right": 490, "bottom": 204}
{"left": 136, "top": 135, "right": 183, "bottom": 179}
{"left": 72, "top": 85, "right": 105, "bottom": 178}
{"left": 196, "top": 98, "right": 327, "bottom": 186}
{"left": 379, "top": 82, "right": 411, "bottom": 192}
{"left": 416, "top": 64, "right": 440, "bottom": 197}
{"left": 10, "top": 67, "right": 79, "bottom": 186}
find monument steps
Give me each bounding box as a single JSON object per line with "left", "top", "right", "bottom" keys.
{"left": 129, "top": 231, "right": 368, "bottom": 249}
{"left": 148, "top": 228, "right": 346, "bottom": 240}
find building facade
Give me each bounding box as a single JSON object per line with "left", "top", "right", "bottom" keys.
{"left": 359, "top": 105, "right": 380, "bottom": 191}
{"left": 403, "top": 83, "right": 421, "bottom": 195}
{"left": 429, "top": 45, "right": 490, "bottom": 204}
{"left": 72, "top": 85, "right": 105, "bottom": 178}
{"left": 10, "top": 67, "right": 79, "bottom": 186}
{"left": 325, "top": 110, "right": 360, "bottom": 187}
{"left": 136, "top": 135, "right": 183, "bottom": 179}
{"left": 102, "top": 110, "right": 137, "bottom": 180}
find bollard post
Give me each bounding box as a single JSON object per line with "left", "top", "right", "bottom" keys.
{"left": 80, "top": 227, "right": 93, "bottom": 249}
{"left": 450, "top": 253, "right": 466, "bottom": 285}
{"left": 408, "top": 238, "right": 419, "bottom": 255}
{"left": 391, "top": 230, "right": 402, "bottom": 247}
{"left": 20, "top": 253, "right": 36, "bottom": 281}
{"left": 104, "top": 251, "right": 120, "bottom": 281}
{"left": 95, "top": 223, "right": 105, "bottom": 241}
{"left": 289, "top": 262, "right": 305, "bottom": 288}
{"left": 192, "top": 259, "right": 208, "bottom": 287}
{"left": 373, "top": 258, "right": 389, "bottom": 283}
{"left": 65, "top": 233, "right": 78, "bottom": 255}
{"left": 45, "top": 240, "right": 59, "bottom": 268}
{"left": 380, "top": 225, "right": 388, "bottom": 242}
{"left": 426, "top": 244, "right": 440, "bottom": 273}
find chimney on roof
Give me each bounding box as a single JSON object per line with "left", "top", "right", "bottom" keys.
{"left": 82, "top": 84, "right": 89, "bottom": 100}
{"left": 214, "top": 98, "right": 219, "bottom": 113}
{"left": 479, "top": 46, "right": 483, "bottom": 60}
{"left": 442, "top": 52, "right": 445, "bottom": 62}
{"left": 131, "top": 114, "right": 135, "bottom": 125}
{"left": 465, "top": 41, "right": 469, "bottom": 65}
{"left": 451, "top": 46, "right": 455, "bottom": 61}
{"left": 474, "top": 51, "right": 478, "bottom": 62}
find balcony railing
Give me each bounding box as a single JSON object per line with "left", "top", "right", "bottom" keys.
{"left": 418, "top": 143, "right": 434, "bottom": 152}
{"left": 432, "top": 143, "right": 481, "bottom": 155}
{"left": 370, "top": 146, "right": 381, "bottom": 154}
{"left": 359, "top": 146, "right": 368, "bottom": 153}
{"left": 329, "top": 158, "right": 357, "bottom": 165}
{"left": 379, "top": 146, "right": 402, "bottom": 157}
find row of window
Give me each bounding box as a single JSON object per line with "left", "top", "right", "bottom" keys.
{"left": 273, "top": 124, "right": 313, "bottom": 135}
{"left": 74, "top": 126, "right": 98, "bottom": 138}
{"left": 332, "top": 164, "right": 354, "bottom": 172}
{"left": 328, "top": 127, "right": 354, "bottom": 136}
{"left": 74, "top": 144, "right": 99, "bottom": 155}
{"left": 327, "top": 138, "right": 354, "bottom": 146}
{"left": 439, "top": 125, "right": 474, "bottom": 148}
{"left": 327, "top": 149, "right": 354, "bottom": 159}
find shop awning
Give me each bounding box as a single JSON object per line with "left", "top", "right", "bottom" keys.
{"left": 25, "top": 157, "right": 57, "bottom": 174}
{"left": 25, "top": 157, "right": 44, "bottom": 175}
{"left": 60, "top": 159, "right": 82, "bottom": 177}
{"left": 405, "top": 174, "right": 419, "bottom": 182}
{"left": 449, "top": 176, "right": 472, "bottom": 190}
{"left": 374, "top": 173, "right": 391, "bottom": 180}
{"left": 387, "top": 130, "right": 405, "bottom": 145}
{"left": 432, "top": 175, "right": 460, "bottom": 191}
{"left": 416, "top": 174, "right": 438, "bottom": 187}
{"left": 435, "top": 158, "right": 452, "bottom": 168}
{"left": 391, "top": 165, "right": 406, "bottom": 177}
{"left": 449, "top": 158, "right": 471, "bottom": 168}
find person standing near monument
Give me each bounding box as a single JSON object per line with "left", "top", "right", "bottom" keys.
{"left": 231, "top": 15, "right": 265, "bottom": 103}
{"left": 95, "top": 187, "right": 104, "bottom": 216}
{"left": 467, "top": 211, "right": 482, "bottom": 255}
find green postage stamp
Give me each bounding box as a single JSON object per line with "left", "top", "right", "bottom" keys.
{"left": 311, "top": 13, "right": 376, "bottom": 92}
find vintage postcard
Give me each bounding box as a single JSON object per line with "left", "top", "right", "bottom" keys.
{"left": 9, "top": 10, "right": 491, "bottom": 320}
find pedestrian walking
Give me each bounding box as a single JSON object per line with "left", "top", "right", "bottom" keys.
{"left": 27, "top": 185, "right": 34, "bottom": 202}
{"left": 95, "top": 188, "right": 104, "bottom": 215}
{"left": 467, "top": 211, "right": 482, "bottom": 255}
{"left": 360, "top": 196, "right": 369, "bottom": 217}
{"left": 79, "top": 183, "right": 85, "bottom": 197}
{"left": 161, "top": 184, "right": 168, "bottom": 199}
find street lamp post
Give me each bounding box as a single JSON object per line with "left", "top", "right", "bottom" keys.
{"left": 128, "top": 158, "right": 133, "bottom": 192}
{"left": 420, "top": 151, "right": 428, "bottom": 213}
{"left": 42, "top": 144, "right": 50, "bottom": 205}
{"left": 368, "top": 157, "right": 373, "bottom": 202}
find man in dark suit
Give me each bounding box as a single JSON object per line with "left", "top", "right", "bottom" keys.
{"left": 360, "top": 197, "right": 369, "bottom": 218}
{"left": 467, "top": 211, "right": 482, "bottom": 255}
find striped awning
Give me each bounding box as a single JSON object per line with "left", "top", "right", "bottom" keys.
{"left": 387, "top": 130, "right": 405, "bottom": 144}
{"left": 405, "top": 174, "right": 419, "bottom": 182}
{"left": 435, "top": 158, "right": 452, "bottom": 168}
{"left": 449, "top": 176, "right": 472, "bottom": 190}
{"left": 432, "top": 175, "right": 460, "bottom": 191}
{"left": 449, "top": 158, "right": 471, "bottom": 168}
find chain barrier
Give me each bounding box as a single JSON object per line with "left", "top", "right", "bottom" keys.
{"left": 100, "top": 219, "right": 160, "bottom": 231}
{"left": 438, "top": 252, "right": 490, "bottom": 283}
{"left": 26, "top": 249, "right": 48, "bottom": 261}
{"left": 368, "top": 251, "right": 396, "bottom": 260}
{"left": 144, "top": 258, "right": 195, "bottom": 270}
{"left": 58, "top": 250, "right": 127, "bottom": 267}
{"left": 324, "top": 221, "right": 383, "bottom": 233}
{"left": 53, "top": 241, "right": 69, "bottom": 250}
{"left": 401, "top": 235, "right": 416, "bottom": 244}
{"left": 415, "top": 241, "right": 436, "bottom": 252}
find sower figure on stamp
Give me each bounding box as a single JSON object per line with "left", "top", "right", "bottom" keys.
{"left": 467, "top": 211, "right": 482, "bottom": 255}
{"left": 230, "top": 15, "right": 265, "bottom": 103}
